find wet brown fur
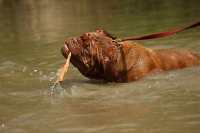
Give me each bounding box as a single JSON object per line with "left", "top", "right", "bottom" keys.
{"left": 61, "top": 29, "right": 200, "bottom": 82}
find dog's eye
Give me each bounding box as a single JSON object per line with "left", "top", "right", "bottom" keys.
{"left": 86, "top": 33, "right": 91, "bottom": 37}
{"left": 81, "top": 33, "right": 91, "bottom": 40}
{"left": 81, "top": 35, "right": 87, "bottom": 41}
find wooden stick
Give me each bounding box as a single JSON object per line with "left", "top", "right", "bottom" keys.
{"left": 50, "top": 52, "right": 71, "bottom": 94}
{"left": 58, "top": 52, "right": 71, "bottom": 82}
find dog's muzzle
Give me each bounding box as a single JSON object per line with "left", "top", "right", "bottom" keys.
{"left": 61, "top": 44, "right": 70, "bottom": 59}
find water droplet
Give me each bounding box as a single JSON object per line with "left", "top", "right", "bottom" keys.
{"left": 29, "top": 72, "right": 33, "bottom": 76}
{"left": 39, "top": 71, "right": 43, "bottom": 75}
{"left": 22, "top": 66, "right": 27, "bottom": 72}
{"left": 1, "top": 123, "right": 5, "bottom": 128}
{"left": 148, "top": 85, "right": 152, "bottom": 89}
{"left": 34, "top": 69, "right": 38, "bottom": 72}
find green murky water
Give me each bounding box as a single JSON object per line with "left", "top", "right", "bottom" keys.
{"left": 0, "top": 0, "right": 200, "bottom": 132}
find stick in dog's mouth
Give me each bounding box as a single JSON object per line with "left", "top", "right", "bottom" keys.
{"left": 57, "top": 52, "right": 71, "bottom": 82}
{"left": 50, "top": 51, "right": 71, "bottom": 95}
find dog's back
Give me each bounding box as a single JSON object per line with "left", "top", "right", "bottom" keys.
{"left": 119, "top": 42, "right": 200, "bottom": 82}
{"left": 155, "top": 48, "right": 200, "bottom": 70}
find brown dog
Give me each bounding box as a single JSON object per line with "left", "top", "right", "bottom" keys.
{"left": 61, "top": 29, "right": 200, "bottom": 82}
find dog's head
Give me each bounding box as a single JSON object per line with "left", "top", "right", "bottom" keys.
{"left": 61, "top": 29, "right": 119, "bottom": 79}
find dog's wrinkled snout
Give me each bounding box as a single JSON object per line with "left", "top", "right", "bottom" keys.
{"left": 61, "top": 44, "right": 70, "bottom": 59}
{"left": 62, "top": 37, "right": 83, "bottom": 58}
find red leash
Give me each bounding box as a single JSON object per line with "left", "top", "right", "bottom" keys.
{"left": 119, "top": 21, "right": 200, "bottom": 42}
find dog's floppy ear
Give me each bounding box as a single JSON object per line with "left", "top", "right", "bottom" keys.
{"left": 96, "top": 28, "right": 117, "bottom": 40}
